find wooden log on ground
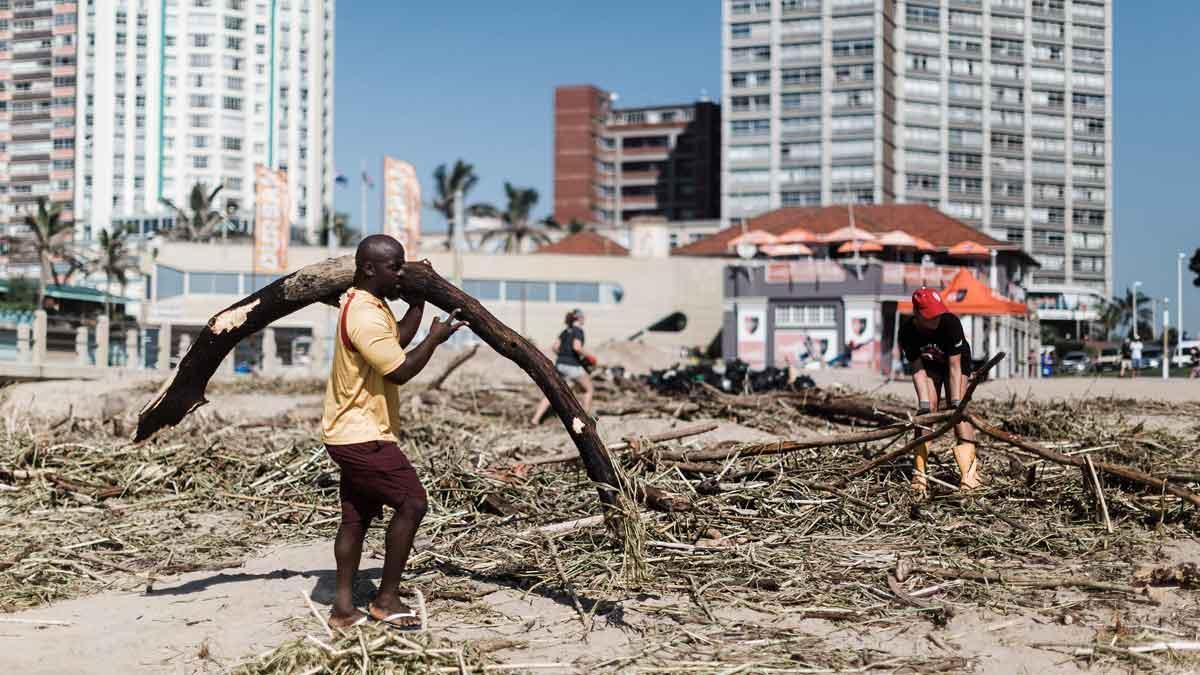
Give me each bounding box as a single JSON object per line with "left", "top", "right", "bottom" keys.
{"left": 968, "top": 413, "right": 1200, "bottom": 509}
{"left": 519, "top": 423, "right": 721, "bottom": 467}
{"left": 647, "top": 425, "right": 909, "bottom": 464}
{"left": 134, "top": 255, "right": 685, "bottom": 512}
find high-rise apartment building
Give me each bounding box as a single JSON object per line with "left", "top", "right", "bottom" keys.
{"left": 72, "top": 0, "right": 334, "bottom": 240}
{"left": 721, "top": 0, "right": 1113, "bottom": 299}
{"left": 554, "top": 84, "right": 721, "bottom": 227}
{"left": 0, "top": 0, "right": 80, "bottom": 235}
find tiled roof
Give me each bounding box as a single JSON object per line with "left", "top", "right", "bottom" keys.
{"left": 672, "top": 204, "right": 1008, "bottom": 257}
{"left": 536, "top": 230, "right": 630, "bottom": 256}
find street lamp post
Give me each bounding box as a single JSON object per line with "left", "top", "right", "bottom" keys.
{"left": 1132, "top": 280, "right": 1143, "bottom": 339}
{"left": 1163, "top": 298, "right": 1170, "bottom": 380}
{"left": 1179, "top": 252, "right": 1187, "bottom": 357}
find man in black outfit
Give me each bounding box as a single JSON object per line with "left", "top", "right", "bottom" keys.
{"left": 898, "top": 287, "right": 981, "bottom": 494}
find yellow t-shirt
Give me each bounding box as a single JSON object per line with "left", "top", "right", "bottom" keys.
{"left": 321, "top": 289, "right": 407, "bottom": 445}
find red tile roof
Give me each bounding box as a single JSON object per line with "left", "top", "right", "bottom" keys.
{"left": 672, "top": 204, "right": 1009, "bottom": 257}
{"left": 536, "top": 230, "right": 630, "bottom": 256}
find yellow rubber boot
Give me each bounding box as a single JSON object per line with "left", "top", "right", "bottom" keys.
{"left": 912, "top": 441, "right": 930, "bottom": 495}
{"left": 953, "top": 442, "right": 981, "bottom": 490}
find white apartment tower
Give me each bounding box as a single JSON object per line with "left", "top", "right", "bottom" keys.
{"left": 75, "top": 0, "right": 334, "bottom": 240}
{"left": 721, "top": 0, "right": 1113, "bottom": 298}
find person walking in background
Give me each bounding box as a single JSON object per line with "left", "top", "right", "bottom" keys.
{"left": 530, "top": 308, "right": 597, "bottom": 426}
{"left": 899, "top": 288, "right": 981, "bottom": 495}
{"left": 1189, "top": 345, "right": 1200, "bottom": 379}
{"left": 1130, "top": 336, "right": 1144, "bottom": 378}
{"left": 1119, "top": 339, "right": 1132, "bottom": 378}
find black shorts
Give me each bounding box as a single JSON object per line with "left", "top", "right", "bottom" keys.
{"left": 325, "top": 440, "right": 427, "bottom": 526}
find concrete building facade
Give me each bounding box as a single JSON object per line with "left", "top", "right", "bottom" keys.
{"left": 72, "top": 0, "right": 334, "bottom": 241}
{"left": 554, "top": 84, "right": 721, "bottom": 227}
{"left": 720, "top": 0, "right": 1113, "bottom": 329}
{"left": 0, "top": 0, "right": 80, "bottom": 234}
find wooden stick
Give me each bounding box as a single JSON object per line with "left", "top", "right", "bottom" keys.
{"left": 217, "top": 491, "right": 340, "bottom": 514}
{"left": 1084, "top": 456, "right": 1114, "bottom": 533}
{"left": 649, "top": 425, "right": 908, "bottom": 464}
{"left": 521, "top": 423, "right": 720, "bottom": 467}
{"left": 428, "top": 344, "right": 479, "bottom": 390}
{"left": 300, "top": 589, "right": 335, "bottom": 639}
{"left": 0, "top": 617, "right": 72, "bottom": 626}
{"left": 915, "top": 566, "right": 1154, "bottom": 601}
{"left": 968, "top": 414, "right": 1200, "bottom": 509}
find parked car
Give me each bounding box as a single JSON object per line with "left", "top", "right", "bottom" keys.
{"left": 1058, "top": 350, "right": 1091, "bottom": 374}
{"left": 1094, "top": 347, "right": 1121, "bottom": 373}
{"left": 1140, "top": 345, "right": 1163, "bottom": 370}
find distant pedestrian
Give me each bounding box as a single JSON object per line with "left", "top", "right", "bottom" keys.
{"left": 1119, "top": 339, "right": 1132, "bottom": 378}
{"left": 1130, "top": 337, "right": 1144, "bottom": 377}
{"left": 530, "top": 309, "right": 597, "bottom": 425}
{"left": 1189, "top": 345, "right": 1200, "bottom": 379}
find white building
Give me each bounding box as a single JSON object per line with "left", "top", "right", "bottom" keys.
{"left": 720, "top": 0, "right": 1113, "bottom": 316}
{"left": 74, "top": 0, "right": 334, "bottom": 241}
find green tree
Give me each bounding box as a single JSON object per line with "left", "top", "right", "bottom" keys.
{"left": 477, "top": 183, "right": 559, "bottom": 253}
{"left": 160, "top": 183, "right": 228, "bottom": 241}
{"left": 1104, "top": 287, "right": 1154, "bottom": 340}
{"left": 1190, "top": 248, "right": 1200, "bottom": 287}
{"left": 96, "top": 225, "right": 135, "bottom": 319}
{"left": 432, "top": 160, "right": 479, "bottom": 249}
{"left": 22, "top": 197, "right": 71, "bottom": 309}
{"left": 315, "top": 208, "right": 358, "bottom": 247}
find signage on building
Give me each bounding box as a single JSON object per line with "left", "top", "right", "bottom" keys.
{"left": 736, "top": 306, "right": 767, "bottom": 369}
{"left": 382, "top": 157, "right": 421, "bottom": 258}
{"left": 254, "top": 165, "right": 289, "bottom": 273}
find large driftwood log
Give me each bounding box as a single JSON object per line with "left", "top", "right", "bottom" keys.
{"left": 134, "top": 256, "right": 684, "bottom": 511}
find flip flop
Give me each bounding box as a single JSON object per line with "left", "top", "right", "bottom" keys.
{"left": 368, "top": 602, "right": 421, "bottom": 630}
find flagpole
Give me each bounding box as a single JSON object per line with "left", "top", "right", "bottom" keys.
{"left": 360, "top": 159, "right": 368, "bottom": 235}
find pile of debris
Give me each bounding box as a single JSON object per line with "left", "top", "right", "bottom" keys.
{"left": 644, "top": 359, "right": 817, "bottom": 396}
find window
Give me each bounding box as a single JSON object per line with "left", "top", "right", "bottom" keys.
{"left": 781, "top": 116, "right": 821, "bottom": 134}
{"left": 225, "top": 16, "right": 244, "bottom": 30}
{"left": 1075, "top": 47, "right": 1105, "bottom": 67}
{"left": 191, "top": 135, "right": 209, "bottom": 148}
{"left": 992, "top": 38, "right": 1023, "bottom": 59}
{"left": 990, "top": 109, "right": 1023, "bottom": 127}
{"left": 1073, "top": 256, "right": 1105, "bottom": 274}
{"left": 191, "top": 114, "right": 212, "bottom": 128}
{"left": 782, "top": 191, "right": 821, "bottom": 206}
{"left": 226, "top": 36, "right": 243, "bottom": 51}
{"left": 832, "top": 39, "right": 873, "bottom": 57}
{"left": 1034, "top": 255, "right": 1065, "bottom": 271}
{"left": 991, "top": 133, "right": 1024, "bottom": 152}
{"left": 156, "top": 266, "right": 185, "bottom": 299}
{"left": 832, "top": 14, "right": 873, "bottom": 32}
{"left": 556, "top": 282, "right": 600, "bottom": 304}
{"left": 948, "top": 176, "right": 983, "bottom": 195}
{"left": 949, "top": 129, "right": 983, "bottom": 148}
{"left": 189, "top": 54, "right": 213, "bottom": 67}
{"left": 907, "top": 5, "right": 939, "bottom": 26}
{"left": 989, "top": 62, "right": 1022, "bottom": 81}
{"left": 192, "top": 33, "right": 210, "bottom": 48}
{"left": 1032, "top": 160, "right": 1065, "bottom": 177}
{"left": 992, "top": 85, "right": 1023, "bottom": 105}
{"left": 731, "top": 169, "right": 770, "bottom": 185}
{"left": 993, "top": 206, "right": 1027, "bottom": 223}
{"left": 947, "top": 106, "right": 983, "bottom": 124}
{"left": 729, "top": 144, "right": 770, "bottom": 162}
{"left": 906, "top": 174, "right": 939, "bottom": 191}
{"left": 832, "top": 139, "right": 872, "bottom": 158}
{"left": 190, "top": 94, "right": 213, "bottom": 108}
{"left": 1073, "top": 140, "right": 1104, "bottom": 158}
{"left": 781, "top": 42, "right": 821, "bottom": 61}
{"left": 833, "top": 63, "right": 873, "bottom": 82}
{"left": 1032, "top": 42, "right": 1064, "bottom": 62}
{"left": 831, "top": 114, "right": 873, "bottom": 133}
{"left": 192, "top": 155, "right": 209, "bottom": 169}
{"left": 1073, "top": 117, "right": 1105, "bottom": 135}
{"left": 905, "top": 150, "right": 940, "bottom": 170}
{"left": 781, "top": 18, "right": 821, "bottom": 37}
{"left": 222, "top": 136, "right": 242, "bottom": 151}
{"left": 463, "top": 279, "right": 501, "bottom": 300}
{"left": 1031, "top": 113, "right": 1065, "bottom": 131}
{"left": 1030, "top": 136, "right": 1065, "bottom": 154}
{"left": 831, "top": 165, "right": 873, "bottom": 182}
{"left": 730, "top": 0, "right": 771, "bottom": 16}
{"left": 904, "top": 78, "right": 941, "bottom": 98}
{"left": 731, "top": 45, "right": 770, "bottom": 64}
{"left": 1032, "top": 20, "right": 1063, "bottom": 39}
{"left": 189, "top": 272, "right": 241, "bottom": 294}
{"left": 949, "top": 58, "right": 983, "bottom": 76}
{"left": 907, "top": 30, "right": 941, "bottom": 49}
{"left": 1072, "top": 186, "right": 1105, "bottom": 203}
{"left": 945, "top": 201, "right": 983, "bottom": 220}
{"left": 731, "top": 69, "right": 770, "bottom": 88}
{"left": 1072, "top": 232, "right": 1106, "bottom": 250}
{"left": 1033, "top": 182, "right": 1065, "bottom": 200}
{"left": 992, "top": 177, "right": 1025, "bottom": 198}
{"left": 906, "top": 52, "right": 941, "bottom": 73}
{"left": 948, "top": 81, "right": 982, "bottom": 100}
{"left": 948, "top": 35, "right": 982, "bottom": 53}
{"left": 1072, "top": 24, "right": 1105, "bottom": 42}
{"left": 905, "top": 125, "right": 940, "bottom": 146}
{"left": 782, "top": 66, "right": 821, "bottom": 86}
{"left": 781, "top": 142, "right": 820, "bottom": 162}
{"left": 1031, "top": 89, "right": 1065, "bottom": 108}
{"left": 830, "top": 89, "right": 873, "bottom": 108}
{"left": 779, "top": 166, "right": 822, "bottom": 183}
{"left": 781, "top": 92, "right": 820, "bottom": 110}
{"left": 1074, "top": 209, "right": 1105, "bottom": 227}
{"left": 775, "top": 304, "right": 837, "bottom": 328}
{"left": 949, "top": 11, "right": 981, "bottom": 30}
{"left": 905, "top": 101, "right": 941, "bottom": 121}
{"left": 991, "top": 15, "right": 1024, "bottom": 35}
{"left": 505, "top": 281, "right": 551, "bottom": 302}
{"left": 1072, "top": 163, "right": 1105, "bottom": 182}
{"left": 731, "top": 119, "right": 770, "bottom": 136}
{"left": 1072, "top": 71, "right": 1105, "bottom": 90}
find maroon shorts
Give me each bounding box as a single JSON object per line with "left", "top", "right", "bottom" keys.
{"left": 325, "top": 440, "right": 426, "bottom": 526}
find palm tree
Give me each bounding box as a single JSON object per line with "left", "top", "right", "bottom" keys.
{"left": 477, "top": 183, "right": 558, "bottom": 253}
{"left": 22, "top": 197, "right": 71, "bottom": 310}
{"left": 316, "top": 208, "right": 358, "bottom": 247}
{"left": 96, "top": 225, "right": 134, "bottom": 319}
{"left": 1104, "top": 288, "right": 1153, "bottom": 340}
{"left": 160, "top": 183, "right": 227, "bottom": 241}
{"left": 432, "top": 160, "right": 479, "bottom": 249}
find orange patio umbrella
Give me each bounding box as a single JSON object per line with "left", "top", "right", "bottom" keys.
{"left": 775, "top": 227, "right": 817, "bottom": 244}
{"left": 877, "top": 230, "right": 937, "bottom": 251}
{"left": 726, "top": 230, "right": 779, "bottom": 249}
{"left": 946, "top": 240, "right": 992, "bottom": 258}
{"left": 837, "top": 240, "right": 883, "bottom": 254}
{"left": 821, "top": 225, "right": 877, "bottom": 243}
{"left": 761, "top": 243, "right": 814, "bottom": 257}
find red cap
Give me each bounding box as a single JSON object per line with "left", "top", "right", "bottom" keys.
{"left": 912, "top": 287, "right": 949, "bottom": 319}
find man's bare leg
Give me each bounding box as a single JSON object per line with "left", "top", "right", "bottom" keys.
{"left": 330, "top": 518, "right": 371, "bottom": 627}
{"left": 370, "top": 497, "right": 427, "bottom": 623}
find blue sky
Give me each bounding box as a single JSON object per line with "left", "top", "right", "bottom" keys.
{"left": 333, "top": 1, "right": 1200, "bottom": 336}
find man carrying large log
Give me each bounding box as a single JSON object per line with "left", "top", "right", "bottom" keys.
{"left": 899, "top": 288, "right": 981, "bottom": 494}
{"left": 322, "top": 235, "right": 466, "bottom": 628}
